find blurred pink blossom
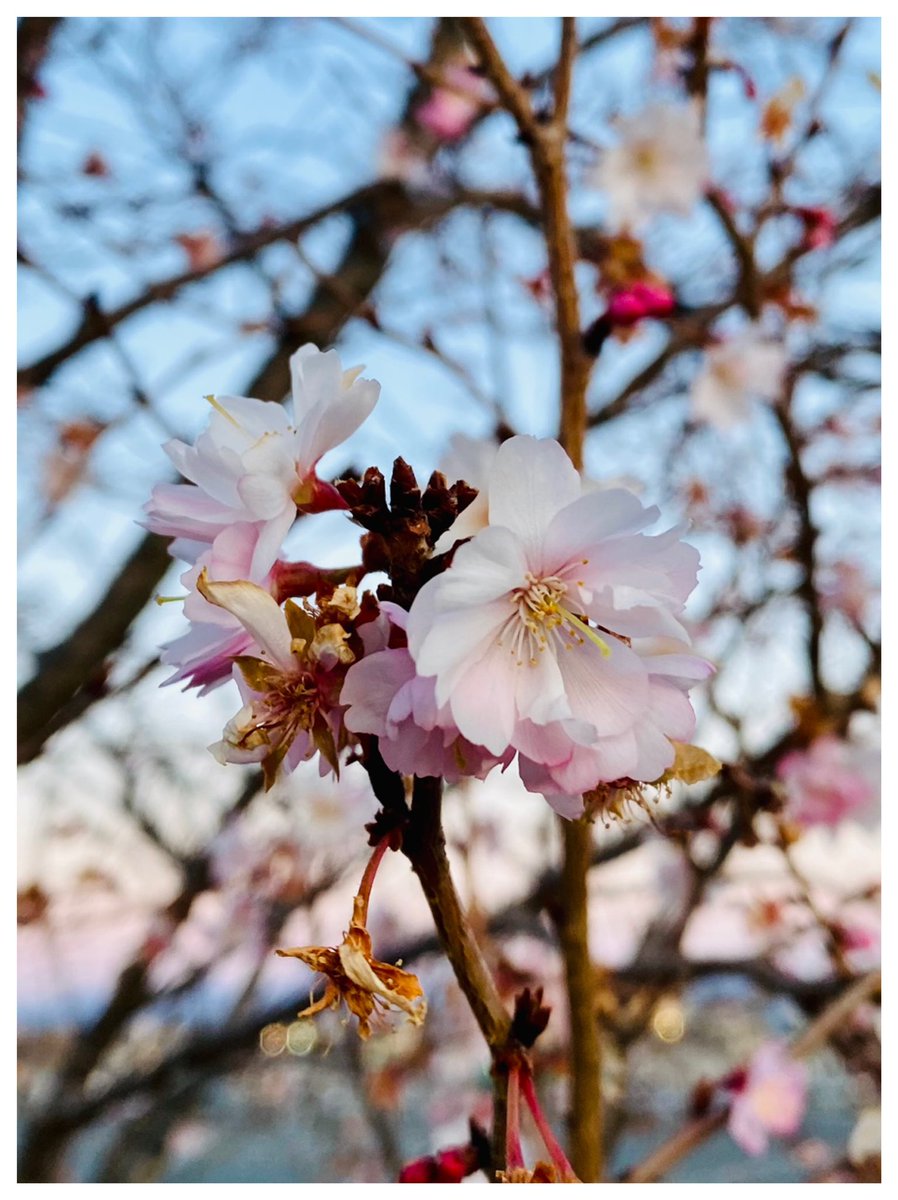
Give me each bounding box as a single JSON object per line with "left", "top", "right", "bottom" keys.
{"left": 414, "top": 64, "right": 492, "bottom": 142}
{"left": 794, "top": 205, "right": 838, "bottom": 251}
{"left": 727, "top": 1042, "right": 807, "bottom": 1156}
{"left": 175, "top": 230, "right": 223, "bottom": 272}
{"left": 777, "top": 736, "right": 878, "bottom": 829}
{"left": 820, "top": 561, "right": 870, "bottom": 625}
{"left": 691, "top": 330, "right": 786, "bottom": 428}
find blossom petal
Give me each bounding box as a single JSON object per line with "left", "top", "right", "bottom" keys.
{"left": 290, "top": 345, "right": 344, "bottom": 423}
{"left": 197, "top": 575, "right": 293, "bottom": 668}
{"left": 544, "top": 489, "right": 659, "bottom": 577}
{"left": 342, "top": 650, "right": 415, "bottom": 737}
{"left": 249, "top": 505, "right": 298, "bottom": 579}
{"left": 487, "top": 436, "right": 581, "bottom": 563}
{"left": 555, "top": 634, "right": 649, "bottom": 738}
{"left": 294, "top": 380, "right": 380, "bottom": 470}
{"left": 447, "top": 639, "right": 518, "bottom": 755}
{"left": 432, "top": 524, "right": 528, "bottom": 609}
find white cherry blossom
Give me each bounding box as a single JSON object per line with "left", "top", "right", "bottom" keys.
{"left": 594, "top": 103, "right": 709, "bottom": 230}
{"left": 406, "top": 436, "right": 708, "bottom": 800}
{"left": 144, "top": 344, "right": 380, "bottom": 576}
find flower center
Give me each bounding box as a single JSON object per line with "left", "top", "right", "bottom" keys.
{"left": 514, "top": 573, "right": 567, "bottom": 633}
{"left": 227, "top": 670, "right": 319, "bottom": 753}
{"left": 503, "top": 573, "right": 610, "bottom": 666}
{"left": 633, "top": 142, "right": 661, "bottom": 175}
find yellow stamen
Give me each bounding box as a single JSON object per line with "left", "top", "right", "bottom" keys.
{"left": 204, "top": 393, "right": 242, "bottom": 429}
{"left": 559, "top": 608, "right": 611, "bottom": 658}
{"left": 155, "top": 593, "right": 186, "bottom": 605}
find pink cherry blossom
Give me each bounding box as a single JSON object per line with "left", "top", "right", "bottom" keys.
{"left": 820, "top": 561, "right": 870, "bottom": 626}
{"left": 144, "top": 344, "right": 380, "bottom": 577}
{"left": 406, "top": 436, "right": 710, "bottom": 812}
{"left": 341, "top": 603, "right": 510, "bottom": 783}
{"left": 777, "top": 735, "right": 878, "bottom": 829}
{"left": 414, "top": 64, "right": 492, "bottom": 143}
{"left": 727, "top": 1042, "right": 807, "bottom": 1156}
{"left": 158, "top": 521, "right": 276, "bottom": 695}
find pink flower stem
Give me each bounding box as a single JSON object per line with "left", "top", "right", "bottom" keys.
{"left": 520, "top": 1066, "right": 579, "bottom": 1182}
{"left": 356, "top": 835, "right": 391, "bottom": 925}
{"left": 505, "top": 1062, "right": 526, "bottom": 1172}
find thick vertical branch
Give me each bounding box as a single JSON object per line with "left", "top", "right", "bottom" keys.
{"left": 556, "top": 818, "right": 603, "bottom": 1180}
{"left": 461, "top": 17, "right": 601, "bottom": 1181}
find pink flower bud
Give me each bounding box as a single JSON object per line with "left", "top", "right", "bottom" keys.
{"left": 399, "top": 1157, "right": 437, "bottom": 1183}
{"left": 794, "top": 206, "right": 837, "bottom": 251}
{"left": 607, "top": 281, "right": 675, "bottom": 327}
{"left": 399, "top": 1144, "right": 473, "bottom": 1183}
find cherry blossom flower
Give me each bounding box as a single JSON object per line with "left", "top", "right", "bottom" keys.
{"left": 414, "top": 64, "right": 492, "bottom": 142}
{"left": 726, "top": 1042, "right": 807, "bottom": 1156}
{"left": 777, "top": 735, "right": 878, "bottom": 829}
{"left": 593, "top": 104, "right": 709, "bottom": 230}
{"left": 691, "top": 331, "right": 786, "bottom": 428}
{"left": 406, "top": 436, "right": 710, "bottom": 813}
{"left": 144, "top": 344, "right": 380, "bottom": 577}
{"left": 341, "top": 602, "right": 511, "bottom": 783}
{"left": 198, "top": 574, "right": 360, "bottom": 787}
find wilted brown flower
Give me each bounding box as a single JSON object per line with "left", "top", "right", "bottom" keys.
{"left": 276, "top": 893, "right": 427, "bottom": 1040}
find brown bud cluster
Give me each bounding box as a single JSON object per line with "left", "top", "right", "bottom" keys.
{"left": 336, "top": 458, "right": 478, "bottom": 608}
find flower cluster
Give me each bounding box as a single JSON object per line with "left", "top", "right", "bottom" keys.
{"left": 147, "top": 345, "right": 713, "bottom": 818}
